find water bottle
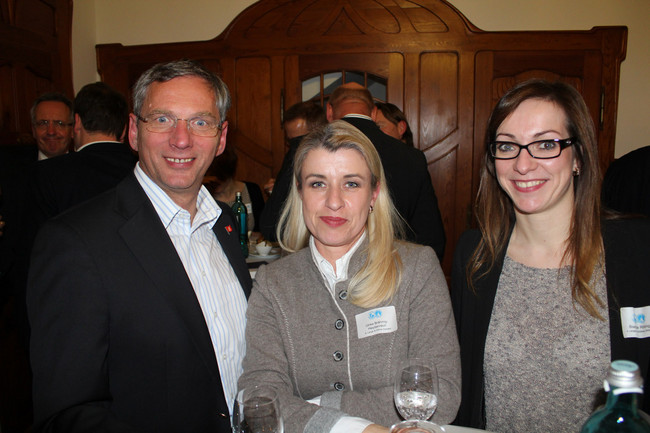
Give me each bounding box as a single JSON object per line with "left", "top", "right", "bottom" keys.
{"left": 231, "top": 191, "right": 249, "bottom": 258}
{"left": 579, "top": 360, "right": 650, "bottom": 432}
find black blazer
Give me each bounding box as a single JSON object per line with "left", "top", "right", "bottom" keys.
{"left": 260, "top": 135, "right": 302, "bottom": 242}
{"left": 28, "top": 141, "right": 137, "bottom": 226}
{"left": 342, "top": 117, "right": 446, "bottom": 260}
{"left": 450, "top": 218, "right": 650, "bottom": 428}
{"left": 243, "top": 180, "right": 265, "bottom": 232}
{"left": 27, "top": 174, "right": 252, "bottom": 433}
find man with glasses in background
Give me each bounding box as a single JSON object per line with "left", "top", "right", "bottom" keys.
{"left": 30, "top": 92, "right": 74, "bottom": 160}
{"left": 28, "top": 60, "right": 251, "bottom": 433}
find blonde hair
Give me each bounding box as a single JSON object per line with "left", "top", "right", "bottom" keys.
{"left": 277, "top": 120, "right": 404, "bottom": 308}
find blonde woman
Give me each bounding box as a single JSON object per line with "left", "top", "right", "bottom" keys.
{"left": 238, "top": 120, "right": 460, "bottom": 433}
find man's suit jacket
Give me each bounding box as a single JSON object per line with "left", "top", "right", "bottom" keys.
{"left": 29, "top": 141, "right": 138, "bottom": 227}
{"left": 343, "top": 117, "right": 446, "bottom": 259}
{"left": 27, "top": 174, "right": 253, "bottom": 433}
{"left": 260, "top": 135, "right": 302, "bottom": 242}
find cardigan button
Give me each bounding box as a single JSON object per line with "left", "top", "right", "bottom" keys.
{"left": 334, "top": 319, "right": 345, "bottom": 330}
{"left": 333, "top": 351, "right": 344, "bottom": 362}
{"left": 338, "top": 290, "right": 348, "bottom": 300}
{"left": 334, "top": 382, "right": 345, "bottom": 391}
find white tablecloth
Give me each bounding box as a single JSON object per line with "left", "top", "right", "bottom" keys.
{"left": 442, "top": 426, "right": 490, "bottom": 433}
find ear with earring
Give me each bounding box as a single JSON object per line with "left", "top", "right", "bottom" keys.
{"left": 369, "top": 205, "right": 374, "bottom": 214}
{"left": 573, "top": 167, "right": 581, "bottom": 177}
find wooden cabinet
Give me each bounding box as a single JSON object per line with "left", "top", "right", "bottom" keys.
{"left": 96, "top": 0, "right": 626, "bottom": 274}
{"left": 0, "top": 0, "right": 73, "bottom": 146}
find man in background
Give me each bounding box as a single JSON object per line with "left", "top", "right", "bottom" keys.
{"left": 31, "top": 92, "right": 74, "bottom": 160}
{"left": 28, "top": 81, "right": 137, "bottom": 226}
{"left": 328, "top": 82, "right": 446, "bottom": 260}
{"left": 260, "top": 101, "right": 327, "bottom": 241}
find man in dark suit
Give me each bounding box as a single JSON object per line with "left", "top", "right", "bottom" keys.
{"left": 327, "top": 83, "right": 446, "bottom": 260}
{"left": 602, "top": 145, "right": 650, "bottom": 217}
{"left": 28, "top": 81, "right": 137, "bottom": 227}
{"left": 260, "top": 101, "right": 327, "bottom": 241}
{"left": 27, "top": 60, "right": 252, "bottom": 433}
{"left": 30, "top": 92, "right": 74, "bottom": 160}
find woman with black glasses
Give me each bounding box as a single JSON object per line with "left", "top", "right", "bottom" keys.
{"left": 450, "top": 79, "right": 650, "bottom": 432}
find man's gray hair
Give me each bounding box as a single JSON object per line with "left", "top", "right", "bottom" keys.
{"left": 132, "top": 59, "right": 231, "bottom": 123}
{"left": 30, "top": 92, "right": 73, "bottom": 124}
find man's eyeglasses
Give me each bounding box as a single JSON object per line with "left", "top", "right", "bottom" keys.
{"left": 490, "top": 137, "right": 576, "bottom": 160}
{"left": 33, "top": 120, "right": 73, "bottom": 130}
{"left": 136, "top": 113, "right": 222, "bottom": 137}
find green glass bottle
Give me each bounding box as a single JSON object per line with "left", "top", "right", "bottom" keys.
{"left": 579, "top": 360, "right": 650, "bottom": 433}
{"left": 231, "top": 191, "right": 249, "bottom": 258}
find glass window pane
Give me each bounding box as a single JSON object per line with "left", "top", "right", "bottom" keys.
{"left": 301, "top": 70, "right": 387, "bottom": 106}
{"left": 345, "top": 71, "right": 365, "bottom": 86}
{"left": 323, "top": 72, "right": 342, "bottom": 97}
{"left": 367, "top": 73, "right": 387, "bottom": 101}
{"left": 302, "top": 76, "right": 321, "bottom": 102}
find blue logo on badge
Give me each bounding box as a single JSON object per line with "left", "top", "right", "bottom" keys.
{"left": 368, "top": 310, "right": 382, "bottom": 319}
{"left": 633, "top": 314, "right": 646, "bottom": 324}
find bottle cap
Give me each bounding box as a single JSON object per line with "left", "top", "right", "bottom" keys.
{"left": 236, "top": 191, "right": 242, "bottom": 197}
{"left": 607, "top": 360, "right": 643, "bottom": 389}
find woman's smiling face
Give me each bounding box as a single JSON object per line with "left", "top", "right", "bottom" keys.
{"left": 494, "top": 98, "right": 578, "bottom": 219}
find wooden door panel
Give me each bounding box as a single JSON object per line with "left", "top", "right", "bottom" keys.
{"left": 230, "top": 56, "right": 274, "bottom": 189}
{"left": 419, "top": 52, "right": 459, "bottom": 150}
{"left": 418, "top": 51, "right": 472, "bottom": 272}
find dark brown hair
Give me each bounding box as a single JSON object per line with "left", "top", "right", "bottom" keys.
{"left": 469, "top": 79, "right": 605, "bottom": 318}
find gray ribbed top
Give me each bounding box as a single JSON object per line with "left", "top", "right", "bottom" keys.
{"left": 484, "top": 256, "right": 610, "bottom": 432}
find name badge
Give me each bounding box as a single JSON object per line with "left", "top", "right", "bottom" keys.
{"left": 356, "top": 306, "right": 397, "bottom": 339}
{"left": 620, "top": 306, "right": 650, "bottom": 338}
{"left": 246, "top": 203, "right": 253, "bottom": 214}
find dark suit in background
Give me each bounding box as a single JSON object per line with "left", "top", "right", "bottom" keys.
{"left": 602, "top": 145, "right": 650, "bottom": 217}
{"left": 260, "top": 135, "right": 302, "bottom": 241}
{"left": 344, "top": 116, "right": 446, "bottom": 259}
{"left": 28, "top": 141, "right": 137, "bottom": 227}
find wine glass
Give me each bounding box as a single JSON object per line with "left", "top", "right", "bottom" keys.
{"left": 391, "top": 358, "right": 444, "bottom": 433}
{"left": 232, "top": 386, "right": 284, "bottom": 433}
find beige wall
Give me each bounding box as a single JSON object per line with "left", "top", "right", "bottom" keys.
{"left": 73, "top": 0, "right": 649, "bottom": 157}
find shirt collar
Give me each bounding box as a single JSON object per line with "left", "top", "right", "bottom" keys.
{"left": 310, "top": 231, "right": 367, "bottom": 290}
{"left": 133, "top": 162, "right": 221, "bottom": 231}
{"left": 342, "top": 114, "right": 372, "bottom": 121}
{"left": 76, "top": 140, "right": 121, "bottom": 152}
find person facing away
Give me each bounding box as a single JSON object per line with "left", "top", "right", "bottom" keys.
{"left": 601, "top": 144, "right": 650, "bottom": 218}
{"left": 326, "top": 83, "right": 446, "bottom": 260}
{"left": 205, "top": 143, "right": 265, "bottom": 234}
{"left": 28, "top": 81, "right": 137, "bottom": 226}
{"left": 259, "top": 100, "right": 327, "bottom": 241}
{"left": 451, "top": 79, "right": 650, "bottom": 432}
{"left": 238, "top": 120, "right": 461, "bottom": 433}
{"left": 30, "top": 91, "right": 74, "bottom": 160}
{"left": 374, "top": 102, "right": 414, "bottom": 147}
{"left": 27, "top": 59, "right": 252, "bottom": 433}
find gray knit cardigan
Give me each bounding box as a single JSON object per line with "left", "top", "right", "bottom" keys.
{"left": 238, "top": 240, "right": 461, "bottom": 433}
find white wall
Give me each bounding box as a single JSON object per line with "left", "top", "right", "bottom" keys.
{"left": 73, "top": 0, "right": 650, "bottom": 157}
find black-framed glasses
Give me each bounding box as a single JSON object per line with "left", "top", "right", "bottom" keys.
{"left": 33, "top": 120, "right": 73, "bottom": 130}
{"left": 490, "top": 137, "right": 576, "bottom": 160}
{"left": 136, "top": 113, "right": 222, "bottom": 137}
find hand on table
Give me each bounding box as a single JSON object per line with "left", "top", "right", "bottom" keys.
{"left": 363, "top": 424, "right": 390, "bottom": 433}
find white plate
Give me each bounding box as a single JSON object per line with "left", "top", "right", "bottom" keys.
{"left": 248, "top": 253, "right": 280, "bottom": 259}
